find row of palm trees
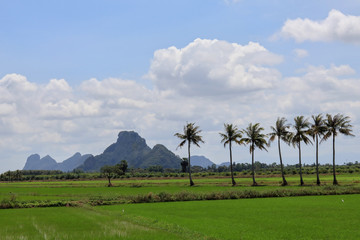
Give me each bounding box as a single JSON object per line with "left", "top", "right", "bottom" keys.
{"left": 175, "top": 113, "right": 354, "bottom": 187}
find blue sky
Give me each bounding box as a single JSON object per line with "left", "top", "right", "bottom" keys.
{"left": 1, "top": 0, "right": 360, "bottom": 172}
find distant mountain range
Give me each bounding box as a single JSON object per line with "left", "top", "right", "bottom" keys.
{"left": 23, "top": 131, "right": 183, "bottom": 172}
{"left": 190, "top": 156, "right": 230, "bottom": 168}
{"left": 218, "top": 162, "right": 230, "bottom": 167}
{"left": 190, "top": 155, "right": 216, "bottom": 168}
{"left": 23, "top": 152, "right": 92, "bottom": 172}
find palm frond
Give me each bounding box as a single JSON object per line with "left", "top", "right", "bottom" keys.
{"left": 219, "top": 123, "right": 243, "bottom": 147}
{"left": 175, "top": 122, "right": 204, "bottom": 149}
{"left": 291, "top": 116, "right": 313, "bottom": 147}
{"left": 322, "top": 113, "right": 355, "bottom": 142}
{"left": 242, "top": 123, "right": 268, "bottom": 153}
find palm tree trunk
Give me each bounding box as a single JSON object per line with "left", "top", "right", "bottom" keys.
{"left": 251, "top": 143, "right": 257, "bottom": 186}
{"left": 316, "top": 134, "right": 320, "bottom": 185}
{"left": 298, "top": 142, "right": 304, "bottom": 186}
{"left": 332, "top": 135, "right": 338, "bottom": 185}
{"left": 188, "top": 141, "right": 194, "bottom": 186}
{"left": 229, "top": 141, "right": 236, "bottom": 186}
{"left": 278, "top": 137, "right": 287, "bottom": 186}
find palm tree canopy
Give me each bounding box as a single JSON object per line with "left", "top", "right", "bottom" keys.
{"left": 174, "top": 122, "right": 204, "bottom": 149}
{"left": 322, "top": 114, "right": 355, "bottom": 141}
{"left": 309, "top": 114, "right": 327, "bottom": 140}
{"left": 219, "top": 123, "right": 243, "bottom": 148}
{"left": 291, "top": 116, "right": 312, "bottom": 147}
{"left": 268, "top": 117, "right": 292, "bottom": 145}
{"left": 241, "top": 123, "right": 268, "bottom": 153}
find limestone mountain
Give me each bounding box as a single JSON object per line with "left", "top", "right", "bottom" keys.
{"left": 77, "top": 131, "right": 182, "bottom": 172}
{"left": 22, "top": 153, "right": 91, "bottom": 172}
{"left": 23, "top": 154, "right": 58, "bottom": 170}
{"left": 57, "top": 153, "right": 92, "bottom": 172}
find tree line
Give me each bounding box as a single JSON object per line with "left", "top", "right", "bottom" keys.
{"left": 175, "top": 113, "right": 355, "bottom": 186}
{"left": 2, "top": 161, "right": 359, "bottom": 182}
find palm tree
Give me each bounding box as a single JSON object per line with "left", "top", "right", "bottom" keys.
{"left": 309, "top": 114, "right": 327, "bottom": 185}
{"left": 174, "top": 122, "right": 204, "bottom": 186}
{"left": 268, "top": 117, "right": 291, "bottom": 186}
{"left": 291, "top": 116, "right": 312, "bottom": 186}
{"left": 241, "top": 123, "right": 268, "bottom": 186}
{"left": 219, "top": 123, "right": 243, "bottom": 186}
{"left": 323, "top": 114, "right": 354, "bottom": 185}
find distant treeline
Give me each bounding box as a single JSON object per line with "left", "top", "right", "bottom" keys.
{"left": 1, "top": 161, "right": 359, "bottom": 181}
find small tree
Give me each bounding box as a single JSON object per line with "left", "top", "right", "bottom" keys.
{"left": 15, "top": 170, "right": 22, "bottom": 181}
{"left": 116, "top": 160, "right": 128, "bottom": 174}
{"left": 181, "top": 158, "right": 189, "bottom": 173}
{"left": 100, "top": 165, "right": 116, "bottom": 187}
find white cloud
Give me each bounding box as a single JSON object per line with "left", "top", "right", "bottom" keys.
{"left": 293, "top": 49, "right": 309, "bottom": 58}
{"left": 0, "top": 103, "right": 16, "bottom": 116}
{"left": 280, "top": 65, "right": 360, "bottom": 114}
{"left": 81, "top": 77, "right": 152, "bottom": 99}
{"left": 0, "top": 74, "right": 37, "bottom": 93}
{"left": 279, "top": 9, "right": 360, "bottom": 43}
{"left": 45, "top": 79, "right": 72, "bottom": 92}
{"left": 147, "top": 38, "right": 283, "bottom": 96}
{"left": 41, "top": 99, "right": 102, "bottom": 119}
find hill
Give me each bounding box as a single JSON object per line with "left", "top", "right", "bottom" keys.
{"left": 77, "top": 131, "right": 182, "bottom": 172}
{"left": 23, "top": 154, "right": 57, "bottom": 170}
{"left": 191, "top": 155, "right": 215, "bottom": 168}
{"left": 23, "top": 153, "right": 91, "bottom": 172}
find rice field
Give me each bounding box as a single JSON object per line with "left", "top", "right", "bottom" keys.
{"left": 1, "top": 194, "right": 359, "bottom": 239}
{"left": 1, "top": 174, "right": 360, "bottom": 239}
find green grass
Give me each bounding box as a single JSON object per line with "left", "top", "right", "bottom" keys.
{"left": 108, "top": 194, "right": 360, "bottom": 239}
{"left": 1, "top": 194, "right": 359, "bottom": 239}
{"left": 1, "top": 174, "right": 359, "bottom": 204}
{"left": 0, "top": 206, "right": 183, "bottom": 240}
{"left": 1, "top": 174, "right": 360, "bottom": 239}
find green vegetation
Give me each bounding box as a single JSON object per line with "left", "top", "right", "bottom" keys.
{"left": 107, "top": 194, "right": 360, "bottom": 239}
{"left": 1, "top": 174, "right": 360, "bottom": 209}
{"left": 100, "top": 160, "right": 128, "bottom": 187}
{"left": 1, "top": 174, "right": 360, "bottom": 239}
{"left": 1, "top": 194, "right": 359, "bottom": 239}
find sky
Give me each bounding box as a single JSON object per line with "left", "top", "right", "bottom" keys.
{"left": 1, "top": 0, "right": 360, "bottom": 173}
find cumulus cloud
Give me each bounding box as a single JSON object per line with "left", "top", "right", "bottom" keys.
{"left": 147, "top": 38, "right": 283, "bottom": 96}
{"left": 279, "top": 9, "right": 360, "bottom": 43}
{"left": 279, "top": 64, "right": 360, "bottom": 114}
